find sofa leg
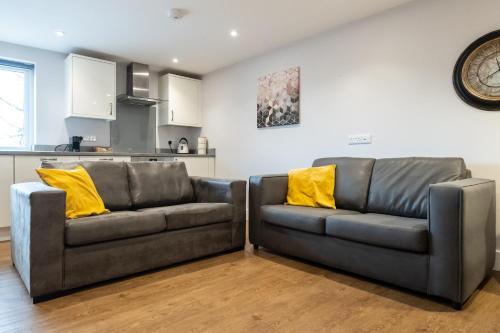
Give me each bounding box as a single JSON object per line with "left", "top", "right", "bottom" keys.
{"left": 253, "top": 244, "right": 259, "bottom": 250}
{"left": 32, "top": 290, "right": 69, "bottom": 304}
{"left": 451, "top": 301, "right": 463, "bottom": 310}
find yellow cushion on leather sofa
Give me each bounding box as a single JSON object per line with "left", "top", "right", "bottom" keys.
{"left": 286, "top": 165, "right": 336, "bottom": 209}
{"left": 36, "top": 166, "right": 109, "bottom": 219}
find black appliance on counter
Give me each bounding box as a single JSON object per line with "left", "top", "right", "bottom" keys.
{"left": 70, "top": 136, "right": 83, "bottom": 152}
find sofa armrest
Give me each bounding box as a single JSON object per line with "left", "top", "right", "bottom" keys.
{"left": 190, "top": 177, "right": 247, "bottom": 248}
{"left": 249, "top": 174, "right": 288, "bottom": 246}
{"left": 10, "top": 182, "right": 66, "bottom": 298}
{"left": 428, "top": 178, "right": 496, "bottom": 304}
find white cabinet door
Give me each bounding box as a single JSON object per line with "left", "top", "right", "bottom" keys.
{"left": 158, "top": 75, "right": 170, "bottom": 126}
{"left": 14, "top": 155, "right": 80, "bottom": 183}
{"left": 0, "top": 156, "right": 14, "bottom": 227}
{"left": 66, "top": 54, "right": 116, "bottom": 120}
{"left": 158, "top": 74, "right": 201, "bottom": 127}
{"left": 173, "top": 157, "right": 214, "bottom": 177}
{"left": 79, "top": 156, "right": 131, "bottom": 162}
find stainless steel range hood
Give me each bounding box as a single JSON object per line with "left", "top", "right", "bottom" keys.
{"left": 117, "top": 62, "right": 166, "bottom": 107}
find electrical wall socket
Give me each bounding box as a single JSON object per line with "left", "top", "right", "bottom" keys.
{"left": 348, "top": 133, "right": 372, "bottom": 145}
{"left": 83, "top": 135, "right": 97, "bottom": 142}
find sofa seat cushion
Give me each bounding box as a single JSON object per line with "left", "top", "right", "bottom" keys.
{"left": 325, "top": 213, "right": 428, "bottom": 253}
{"left": 138, "top": 203, "right": 233, "bottom": 231}
{"left": 65, "top": 211, "right": 166, "bottom": 246}
{"left": 261, "top": 205, "right": 360, "bottom": 235}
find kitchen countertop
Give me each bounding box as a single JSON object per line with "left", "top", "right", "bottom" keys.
{"left": 0, "top": 150, "right": 215, "bottom": 158}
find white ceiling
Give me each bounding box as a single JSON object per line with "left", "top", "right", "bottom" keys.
{"left": 0, "top": 0, "right": 414, "bottom": 75}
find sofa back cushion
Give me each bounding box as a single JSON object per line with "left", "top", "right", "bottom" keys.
{"left": 41, "top": 161, "right": 132, "bottom": 211}
{"left": 367, "top": 157, "right": 467, "bottom": 218}
{"left": 126, "top": 161, "right": 194, "bottom": 209}
{"left": 312, "top": 157, "right": 375, "bottom": 212}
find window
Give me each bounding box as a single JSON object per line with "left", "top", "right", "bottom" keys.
{"left": 0, "top": 58, "right": 34, "bottom": 149}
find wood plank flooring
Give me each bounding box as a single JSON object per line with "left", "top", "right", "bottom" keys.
{"left": 1, "top": 241, "right": 500, "bottom": 332}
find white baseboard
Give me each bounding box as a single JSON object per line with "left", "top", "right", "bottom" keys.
{"left": 494, "top": 250, "right": 500, "bottom": 271}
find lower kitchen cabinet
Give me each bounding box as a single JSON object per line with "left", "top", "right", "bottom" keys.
{"left": 173, "top": 157, "right": 215, "bottom": 177}
{"left": 79, "top": 156, "right": 131, "bottom": 162}
{"left": 0, "top": 156, "right": 14, "bottom": 228}
{"left": 14, "top": 155, "right": 80, "bottom": 183}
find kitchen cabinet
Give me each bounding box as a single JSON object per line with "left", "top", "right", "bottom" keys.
{"left": 0, "top": 156, "right": 14, "bottom": 228}
{"left": 79, "top": 156, "right": 131, "bottom": 162}
{"left": 14, "top": 155, "right": 80, "bottom": 183}
{"left": 158, "top": 74, "right": 202, "bottom": 127}
{"left": 65, "top": 53, "right": 116, "bottom": 120}
{"left": 173, "top": 157, "right": 215, "bottom": 177}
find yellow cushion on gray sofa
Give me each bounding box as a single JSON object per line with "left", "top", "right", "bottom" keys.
{"left": 42, "top": 160, "right": 132, "bottom": 211}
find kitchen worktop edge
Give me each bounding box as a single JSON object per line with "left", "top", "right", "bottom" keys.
{"left": 0, "top": 151, "right": 215, "bottom": 158}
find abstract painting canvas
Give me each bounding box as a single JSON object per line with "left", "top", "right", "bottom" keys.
{"left": 257, "top": 66, "right": 300, "bottom": 128}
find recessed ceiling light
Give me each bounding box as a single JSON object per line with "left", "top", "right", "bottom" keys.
{"left": 54, "top": 30, "right": 65, "bottom": 37}
{"left": 168, "top": 8, "right": 185, "bottom": 20}
{"left": 172, "top": 58, "right": 179, "bottom": 64}
{"left": 229, "top": 29, "right": 238, "bottom": 38}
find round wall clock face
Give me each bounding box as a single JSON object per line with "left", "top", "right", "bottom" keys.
{"left": 454, "top": 30, "right": 500, "bottom": 110}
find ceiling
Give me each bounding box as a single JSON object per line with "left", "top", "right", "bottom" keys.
{"left": 0, "top": 0, "right": 413, "bottom": 75}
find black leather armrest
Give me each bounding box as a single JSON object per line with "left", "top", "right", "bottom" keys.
{"left": 428, "top": 178, "right": 496, "bottom": 304}
{"left": 10, "top": 182, "right": 66, "bottom": 298}
{"left": 190, "top": 177, "right": 247, "bottom": 248}
{"left": 249, "top": 174, "right": 288, "bottom": 246}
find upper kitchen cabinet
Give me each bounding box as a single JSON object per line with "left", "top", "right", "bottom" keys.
{"left": 158, "top": 74, "right": 202, "bottom": 127}
{"left": 65, "top": 54, "right": 116, "bottom": 120}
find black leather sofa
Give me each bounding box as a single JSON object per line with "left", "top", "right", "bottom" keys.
{"left": 11, "top": 161, "right": 246, "bottom": 302}
{"left": 249, "top": 157, "right": 496, "bottom": 309}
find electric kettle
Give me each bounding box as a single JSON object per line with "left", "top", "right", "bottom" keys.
{"left": 177, "top": 138, "right": 189, "bottom": 154}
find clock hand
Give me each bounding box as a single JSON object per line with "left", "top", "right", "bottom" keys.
{"left": 497, "top": 57, "right": 500, "bottom": 70}
{"left": 486, "top": 69, "right": 500, "bottom": 80}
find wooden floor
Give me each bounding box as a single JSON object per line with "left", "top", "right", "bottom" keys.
{"left": 1, "top": 242, "right": 500, "bottom": 332}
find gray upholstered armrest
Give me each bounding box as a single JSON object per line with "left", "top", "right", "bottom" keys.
{"left": 10, "top": 182, "right": 66, "bottom": 298}
{"left": 428, "top": 178, "right": 496, "bottom": 304}
{"left": 190, "top": 177, "right": 247, "bottom": 248}
{"left": 249, "top": 174, "right": 288, "bottom": 246}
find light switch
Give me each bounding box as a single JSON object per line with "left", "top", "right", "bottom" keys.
{"left": 348, "top": 133, "right": 372, "bottom": 145}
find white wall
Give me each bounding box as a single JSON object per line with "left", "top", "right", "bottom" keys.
{"left": 0, "top": 41, "right": 110, "bottom": 146}
{"left": 201, "top": 0, "right": 500, "bottom": 260}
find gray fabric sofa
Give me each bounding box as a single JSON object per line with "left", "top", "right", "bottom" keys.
{"left": 249, "top": 157, "right": 496, "bottom": 309}
{"left": 11, "top": 161, "right": 246, "bottom": 302}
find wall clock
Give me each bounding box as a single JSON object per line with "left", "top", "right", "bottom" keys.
{"left": 453, "top": 30, "right": 500, "bottom": 110}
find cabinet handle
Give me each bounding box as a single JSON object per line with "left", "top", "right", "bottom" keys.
{"left": 99, "top": 158, "right": 114, "bottom": 161}
{"left": 109, "top": 102, "right": 113, "bottom": 116}
{"left": 171, "top": 110, "right": 174, "bottom": 122}
{"left": 41, "top": 158, "right": 57, "bottom": 161}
